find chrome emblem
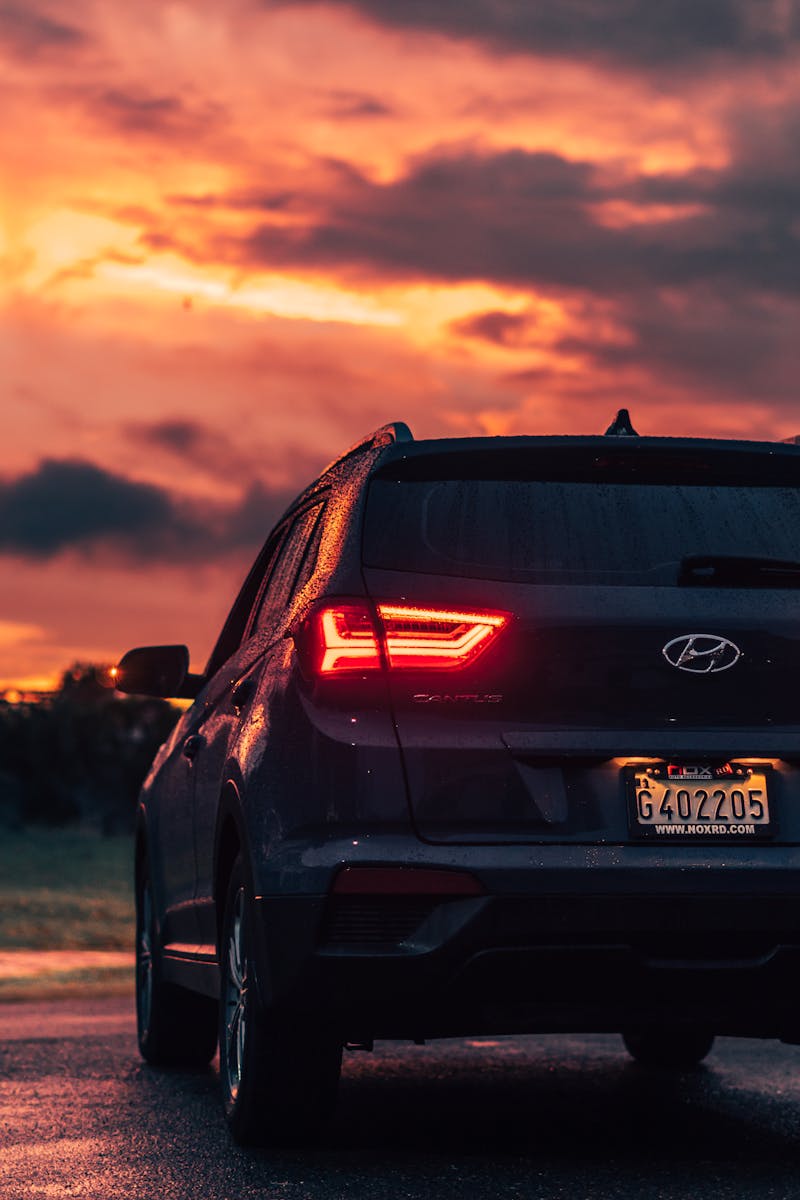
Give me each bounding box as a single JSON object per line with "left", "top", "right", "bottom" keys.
{"left": 662, "top": 634, "right": 742, "bottom": 674}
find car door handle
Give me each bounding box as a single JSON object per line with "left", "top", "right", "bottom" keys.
{"left": 182, "top": 734, "right": 205, "bottom": 761}
{"left": 231, "top": 677, "right": 255, "bottom": 715}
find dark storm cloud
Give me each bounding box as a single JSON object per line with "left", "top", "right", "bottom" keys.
{"left": 273, "top": 0, "right": 799, "bottom": 67}
{"left": 0, "top": 3, "right": 87, "bottom": 57}
{"left": 168, "top": 189, "right": 305, "bottom": 213}
{"left": 319, "top": 89, "right": 393, "bottom": 119}
{"left": 558, "top": 292, "right": 800, "bottom": 403}
{"left": 126, "top": 418, "right": 265, "bottom": 483}
{"left": 131, "top": 419, "right": 210, "bottom": 456}
{"left": 243, "top": 149, "right": 602, "bottom": 284}
{"left": 54, "top": 85, "right": 224, "bottom": 142}
{"left": 0, "top": 460, "right": 294, "bottom": 562}
{"left": 238, "top": 145, "right": 800, "bottom": 298}
{"left": 97, "top": 90, "right": 183, "bottom": 134}
{"left": 489, "top": 288, "right": 800, "bottom": 407}
{"left": 0, "top": 460, "right": 174, "bottom": 557}
{"left": 91, "top": 89, "right": 216, "bottom": 138}
{"left": 451, "top": 310, "right": 535, "bottom": 347}
{"left": 166, "top": 159, "right": 362, "bottom": 219}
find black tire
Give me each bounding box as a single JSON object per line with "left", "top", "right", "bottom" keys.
{"left": 622, "top": 1028, "right": 714, "bottom": 1068}
{"left": 135, "top": 855, "right": 218, "bottom": 1067}
{"left": 218, "top": 857, "right": 342, "bottom": 1146}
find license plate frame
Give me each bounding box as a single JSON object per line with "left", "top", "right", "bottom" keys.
{"left": 625, "top": 762, "right": 774, "bottom": 841}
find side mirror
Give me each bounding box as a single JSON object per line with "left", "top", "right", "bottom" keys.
{"left": 114, "top": 645, "right": 202, "bottom": 699}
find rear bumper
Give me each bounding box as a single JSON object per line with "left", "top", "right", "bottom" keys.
{"left": 249, "top": 838, "right": 800, "bottom": 1042}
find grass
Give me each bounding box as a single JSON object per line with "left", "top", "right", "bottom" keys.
{"left": 0, "top": 827, "right": 135, "bottom": 951}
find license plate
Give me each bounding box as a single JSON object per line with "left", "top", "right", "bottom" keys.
{"left": 626, "top": 763, "right": 773, "bottom": 840}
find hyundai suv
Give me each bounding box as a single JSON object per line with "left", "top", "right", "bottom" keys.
{"left": 117, "top": 413, "right": 800, "bottom": 1145}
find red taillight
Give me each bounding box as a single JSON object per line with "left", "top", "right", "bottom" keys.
{"left": 377, "top": 604, "right": 506, "bottom": 670}
{"left": 318, "top": 605, "right": 381, "bottom": 674}
{"left": 301, "top": 601, "right": 507, "bottom": 676}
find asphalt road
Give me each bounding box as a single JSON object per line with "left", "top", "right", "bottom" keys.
{"left": 2, "top": 998, "right": 800, "bottom": 1200}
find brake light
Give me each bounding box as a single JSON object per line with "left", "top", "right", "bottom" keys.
{"left": 377, "top": 605, "right": 507, "bottom": 670}
{"left": 318, "top": 605, "right": 381, "bottom": 673}
{"left": 300, "top": 601, "right": 507, "bottom": 676}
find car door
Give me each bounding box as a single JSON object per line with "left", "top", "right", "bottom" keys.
{"left": 191, "top": 500, "right": 326, "bottom": 950}
{"left": 146, "top": 526, "right": 286, "bottom": 956}
{"left": 147, "top": 703, "right": 206, "bottom": 950}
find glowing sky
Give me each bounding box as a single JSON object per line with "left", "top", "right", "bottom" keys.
{"left": 3, "top": 0, "right": 800, "bottom": 688}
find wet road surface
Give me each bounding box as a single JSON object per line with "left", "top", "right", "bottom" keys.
{"left": 2, "top": 997, "right": 800, "bottom": 1199}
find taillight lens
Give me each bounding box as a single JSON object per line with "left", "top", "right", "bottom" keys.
{"left": 318, "top": 605, "right": 381, "bottom": 674}
{"left": 298, "top": 601, "right": 507, "bottom": 676}
{"left": 378, "top": 605, "right": 506, "bottom": 670}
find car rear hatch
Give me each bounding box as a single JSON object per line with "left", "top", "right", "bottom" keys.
{"left": 361, "top": 437, "right": 800, "bottom": 845}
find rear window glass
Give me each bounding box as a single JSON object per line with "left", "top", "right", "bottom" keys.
{"left": 364, "top": 449, "right": 800, "bottom": 585}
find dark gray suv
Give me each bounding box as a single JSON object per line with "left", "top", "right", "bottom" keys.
{"left": 117, "top": 414, "right": 800, "bottom": 1145}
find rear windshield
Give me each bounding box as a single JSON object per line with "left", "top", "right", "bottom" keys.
{"left": 364, "top": 447, "right": 800, "bottom": 585}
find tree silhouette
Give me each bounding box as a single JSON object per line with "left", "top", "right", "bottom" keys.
{"left": 0, "top": 663, "right": 181, "bottom": 832}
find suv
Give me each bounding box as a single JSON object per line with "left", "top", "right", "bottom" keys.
{"left": 118, "top": 413, "right": 800, "bottom": 1144}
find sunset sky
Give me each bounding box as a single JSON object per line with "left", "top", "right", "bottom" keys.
{"left": 3, "top": 0, "right": 800, "bottom": 689}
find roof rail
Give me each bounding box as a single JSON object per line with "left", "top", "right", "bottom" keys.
{"left": 320, "top": 421, "right": 413, "bottom": 476}
{"left": 604, "top": 409, "right": 639, "bottom": 436}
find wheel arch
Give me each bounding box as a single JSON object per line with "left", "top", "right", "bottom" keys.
{"left": 213, "top": 783, "right": 247, "bottom": 949}
{"left": 213, "top": 781, "right": 274, "bottom": 1013}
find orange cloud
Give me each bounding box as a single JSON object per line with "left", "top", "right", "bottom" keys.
{"left": 3, "top": 0, "right": 800, "bottom": 685}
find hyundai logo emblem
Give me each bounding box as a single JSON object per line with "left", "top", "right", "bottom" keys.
{"left": 662, "top": 634, "right": 742, "bottom": 674}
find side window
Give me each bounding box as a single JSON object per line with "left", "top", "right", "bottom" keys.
{"left": 203, "top": 527, "right": 287, "bottom": 679}
{"left": 293, "top": 504, "right": 325, "bottom": 596}
{"left": 248, "top": 502, "right": 324, "bottom": 638}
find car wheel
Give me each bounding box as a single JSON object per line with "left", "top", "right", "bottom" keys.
{"left": 622, "top": 1028, "right": 714, "bottom": 1068}
{"left": 219, "top": 858, "right": 342, "bottom": 1145}
{"left": 136, "top": 855, "right": 218, "bottom": 1066}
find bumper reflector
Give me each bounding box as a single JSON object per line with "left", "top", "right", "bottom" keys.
{"left": 332, "top": 866, "right": 484, "bottom": 896}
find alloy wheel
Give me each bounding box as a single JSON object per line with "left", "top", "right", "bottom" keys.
{"left": 222, "top": 886, "right": 248, "bottom": 1100}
